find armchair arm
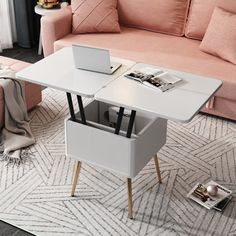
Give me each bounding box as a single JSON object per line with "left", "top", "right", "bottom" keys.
{"left": 41, "top": 6, "right": 72, "bottom": 57}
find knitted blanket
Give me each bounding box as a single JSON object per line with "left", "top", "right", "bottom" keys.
{"left": 0, "top": 65, "right": 35, "bottom": 165}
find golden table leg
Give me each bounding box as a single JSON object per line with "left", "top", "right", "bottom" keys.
{"left": 127, "top": 178, "right": 133, "bottom": 219}
{"left": 71, "top": 161, "right": 82, "bottom": 197}
{"left": 153, "top": 154, "right": 162, "bottom": 183}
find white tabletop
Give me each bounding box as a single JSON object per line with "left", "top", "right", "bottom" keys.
{"left": 16, "top": 47, "right": 136, "bottom": 98}
{"left": 34, "top": 5, "right": 61, "bottom": 16}
{"left": 95, "top": 63, "right": 222, "bottom": 123}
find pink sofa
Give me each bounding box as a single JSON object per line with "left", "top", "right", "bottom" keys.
{"left": 0, "top": 56, "right": 42, "bottom": 128}
{"left": 41, "top": 0, "right": 236, "bottom": 121}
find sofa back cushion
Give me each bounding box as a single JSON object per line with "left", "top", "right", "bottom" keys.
{"left": 185, "top": 0, "right": 236, "bottom": 40}
{"left": 200, "top": 7, "right": 236, "bottom": 65}
{"left": 117, "top": 0, "right": 190, "bottom": 36}
{"left": 71, "top": 0, "right": 120, "bottom": 34}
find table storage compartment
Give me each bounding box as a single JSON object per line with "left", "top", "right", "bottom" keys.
{"left": 65, "top": 100, "right": 167, "bottom": 178}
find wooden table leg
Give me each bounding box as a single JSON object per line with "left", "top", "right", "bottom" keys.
{"left": 71, "top": 161, "right": 82, "bottom": 197}
{"left": 153, "top": 154, "right": 162, "bottom": 183}
{"left": 127, "top": 178, "right": 133, "bottom": 219}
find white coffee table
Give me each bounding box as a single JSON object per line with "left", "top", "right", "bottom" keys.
{"left": 95, "top": 63, "right": 222, "bottom": 123}
{"left": 93, "top": 63, "right": 221, "bottom": 218}
{"left": 16, "top": 46, "right": 135, "bottom": 124}
{"left": 16, "top": 47, "right": 135, "bottom": 97}
{"left": 16, "top": 47, "right": 222, "bottom": 219}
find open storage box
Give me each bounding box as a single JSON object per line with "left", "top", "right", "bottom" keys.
{"left": 65, "top": 100, "right": 167, "bottom": 178}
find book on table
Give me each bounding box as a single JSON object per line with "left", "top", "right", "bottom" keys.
{"left": 187, "top": 180, "right": 232, "bottom": 211}
{"left": 124, "top": 67, "right": 182, "bottom": 92}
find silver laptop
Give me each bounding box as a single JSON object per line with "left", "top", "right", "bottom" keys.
{"left": 72, "top": 44, "right": 122, "bottom": 74}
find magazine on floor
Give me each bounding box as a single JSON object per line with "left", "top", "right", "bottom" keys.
{"left": 124, "top": 67, "right": 182, "bottom": 92}
{"left": 213, "top": 195, "right": 233, "bottom": 212}
{"left": 187, "top": 180, "right": 232, "bottom": 210}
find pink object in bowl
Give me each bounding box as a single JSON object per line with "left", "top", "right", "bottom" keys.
{"left": 207, "top": 185, "right": 218, "bottom": 196}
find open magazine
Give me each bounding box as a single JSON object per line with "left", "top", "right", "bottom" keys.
{"left": 124, "top": 67, "right": 182, "bottom": 92}
{"left": 187, "top": 180, "right": 232, "bottom": 210}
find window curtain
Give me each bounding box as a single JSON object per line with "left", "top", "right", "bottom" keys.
{"left": 13, "top": 0, "right": 40, "bottom": 48}
{"left": 0, "top": 0, "right": 17, "bottom": 52}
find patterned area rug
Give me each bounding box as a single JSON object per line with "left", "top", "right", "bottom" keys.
{"left": 0, "top": 88, "right": 235, "bottom": 236}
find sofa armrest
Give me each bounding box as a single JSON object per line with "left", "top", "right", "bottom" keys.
{"left": 41, "top": 6, "right": 72, "bottom": 57}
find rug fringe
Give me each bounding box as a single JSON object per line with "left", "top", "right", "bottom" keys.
{"left": 0, "top": 149, "right": 32, "bottom": 166}
{"left": 0, "top": 143, "right": 3, "bottom": 154}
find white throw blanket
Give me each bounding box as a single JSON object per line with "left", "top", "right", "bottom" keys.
{"left": 0, "top": 65, "right": 35, "bottom": 165}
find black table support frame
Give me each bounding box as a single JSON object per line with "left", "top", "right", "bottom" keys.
{"left": 126, "top": 110, "right": 136, "bottom": 138}
{"left": 66, "top": 93, "right": 76, "bottom": 121}
{"left": 114, "top": 107, "right": 136, "bottom": 138}
{"left": 115, "top": 107, "right": 124, "bottom": 135}
{"left": 77, "top": 95, "right": 87, "bottom": 125}
{"left": 66, "top": 92, "right": 136, "bottom": 138}
{"left": 66, "top": 93, "right": 87, "bottom": 125}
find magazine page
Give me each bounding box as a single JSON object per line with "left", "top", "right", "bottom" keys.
{"left": 124, "top": 71, "right": 154, "bottom": 83}
{"left": 124, "top": 67, "right": 182, "bottom": 92}
{"left": 143, "top": 78, "right": 174, "bottom": 92}
{"left": 157, "top": 72, "right": 182, "bottom": 84}
{"left": 187, "top": 181, "right": 232, "bottom": 209}
{"left": 138, "top": 67, "right": 163, "bottom": 77}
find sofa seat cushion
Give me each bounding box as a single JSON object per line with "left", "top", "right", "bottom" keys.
{"left": 54, "top": 27, "right": 236, "bottom": 101}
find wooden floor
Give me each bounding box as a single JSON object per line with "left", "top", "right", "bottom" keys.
{"left": 1, "top": 44, "right": 43, "bottom": 63}
{"left": 0, "top": 44, "right": 38, "bottom": 235}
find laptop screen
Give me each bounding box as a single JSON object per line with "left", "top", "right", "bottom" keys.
{"left": 72, "top": 45, "right": 111, "bottom": 73}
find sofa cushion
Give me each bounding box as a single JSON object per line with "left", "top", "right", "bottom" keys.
{"left": 200, "top": 7, "right": 236, "bottom": 65}
{"left": 71, "top": 0, "right": 120, "bottom": 34}
{"left": 117, "top": 0, "right": 190, "bottom": 36}
{"left": 0, "top": 56, "right": 42, "bottom": 127}
{"left": 0, "top": 57, "right": 30, "bottom": 101}
{"left": 185, "top": 0, "right": 236, "bottom": 40}
{"left": 54, "top": 27, "right": 236, "bottom": 101}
